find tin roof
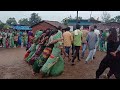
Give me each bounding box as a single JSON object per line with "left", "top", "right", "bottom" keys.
{"left": 12, "top": 25, "right": 32, "bottom": 30}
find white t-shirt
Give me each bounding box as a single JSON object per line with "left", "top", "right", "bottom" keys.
{"left": 94, "top": 29, "right": 100, "bottom": 38}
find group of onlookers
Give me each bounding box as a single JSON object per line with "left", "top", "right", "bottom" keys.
{"left": 0, "top": 29, "right": 28, "bottom": 48}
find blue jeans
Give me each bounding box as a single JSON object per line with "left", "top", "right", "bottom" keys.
{"left": 81, "top": 43, "right": 87, "bottom": 57}
{"left": 85, "top": 49, "right": 94, "bottom": 62}
{"left": 64, "top": 46, "right": 71, "bottom": 56}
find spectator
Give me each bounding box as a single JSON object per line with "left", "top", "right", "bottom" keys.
{"left": 71, "top": 24, "right": 83, "bottom": 65}
{"left": 63, "top": 27, "right": 73, "bottom": 61}
{"left": 85, "top": 28, "right": 98, "bottom": 64}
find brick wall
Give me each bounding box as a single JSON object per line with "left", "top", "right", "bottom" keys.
{"left": 32, "top": 22, "right": 57, "bottom": 34}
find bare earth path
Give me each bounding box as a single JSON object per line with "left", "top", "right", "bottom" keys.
{"left": 0, "top": 47, "right": 115, "bottom": 79}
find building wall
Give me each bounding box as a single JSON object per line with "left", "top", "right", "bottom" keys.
{"left": 32, "top": 22, "right": 57, "bottom": 34}
{"left": 68, "top": 21, "right": 94, "bottom": 30}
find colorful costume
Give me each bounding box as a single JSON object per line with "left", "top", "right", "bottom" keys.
{"left": 41, "top": 30, "right": 64, "bottom": 76}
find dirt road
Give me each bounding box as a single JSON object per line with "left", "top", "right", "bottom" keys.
{"left": 0, "top": 47, "right": 115, "bottom": 79}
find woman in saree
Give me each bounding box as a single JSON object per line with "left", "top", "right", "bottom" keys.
{"left": 25, "top": 30, "right": 46, "bottom": 63}
{"left": 32, "top": 30, "right": 57, "bottom": 74}
{"left": 20, "top": 31, "right": 23, "bottom": 45}
{"left": 26, "top": 31, "right": 34, "bottom": 51}
{"left": 0, "top": 32, "right": 3, "bottom": 47}
{"left": 9, "top": 31, "right": 15, "bottom": 48}
{"left": 23, "top": 31, "right": 28, "bottom": 47}
{"left": 28, "top": 30, "right": 51, "bottom": 65}
{"left": 2, "top": 30, "right": 7, "bottom": 48}
{"left": 24, "top": 31, "right": 39, "bottom": 60}
{"left": 40, "top": 29, "right": 64, "bottom": 77}
{"left": 17, "top": 31, "right": 20, "bottom": 46}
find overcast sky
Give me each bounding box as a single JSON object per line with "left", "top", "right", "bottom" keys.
{"left": 0, "top": 11, "right": 120, "bottom": 23}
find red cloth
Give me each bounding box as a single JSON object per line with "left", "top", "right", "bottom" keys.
{"left": 24, "top": 52, "right": 30, "bottom": 59}
{"left": 6, "top": 39, "right": 9, "bottom": 48}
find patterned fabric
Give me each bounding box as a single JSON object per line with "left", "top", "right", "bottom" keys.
{"left": 32, "top": 46, "right": 53, "bottom": 73}
{"left": 28, "top": 32, "right": 49, "bottom": 65}
{"left": 28, "top": 45, "right": 45, "bottom": 65}
{"left": 26, "top": 44, "right": 37, "bottom": 62}
{"left": 26, "top": 31, "right": 34, "bottom": 49}
{"left": 24, "top": 51, "right": 30, "bottom": 59}
{"left": 40, "top": 31, "right": 64, "bottom": 76}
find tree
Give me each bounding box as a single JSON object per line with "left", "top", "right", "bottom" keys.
{"left": 101, "top": 11, "right": 111, "bottom": 23}
{"left": 18, "top": 18, "right": 30, "bottom": 25}
{"left": 114, "top": 16, "right": 120, "bottom": 23}
{"left": 68, "top": 15, "right": 72, "bottom": 20}
{"left": 75, "top": 16, "right": 82, "bottom": 20}
{"left": 6, "top": 17, "right": 17, "bottom": 26}
{"left": 109, "top": 18, "right": 116, "bottom": 22}
{"left": 3, "top": 24, "right": 11, "bottom": 29}
{"left": 0, "top": 20, "right": 2, "bottom": 24}
{"left": 90, "top": 17, "right": 95, "bottom": 20}
{"left": 0, "top": 20, "right": 11, "bottom": 30}
{"left": 29, "top": 13, "right": 41, "bottom": 26}
{"left": 62, "top": 18, "right": 68, "bottom": 25}
{"left": 62, "top": 16, "right": 82, "bottom": 25}
{"left": 0, "top": 22, "right": 5, "bottom": 29}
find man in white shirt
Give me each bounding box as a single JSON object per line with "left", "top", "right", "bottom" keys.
{"left": 93, "top": 25, "right": 100, "bottom": 59}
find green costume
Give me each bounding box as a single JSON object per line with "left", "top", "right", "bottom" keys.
{"left": 41, "top": 30, "right": 64, "bottom": 76}
{"left": 26, "top": 43, "right": 37, "bottom": 62}
{"left": 26, "top": 31, "right": 43, "bottom": 63}
{"left": 3, "top": 32, "right": 7, "bottom": 48}
{"left": 23, "top": 32, "right": 28, "bottom": 46}
{"left": 9, "top": 32, "right": 14, "bottom": 48}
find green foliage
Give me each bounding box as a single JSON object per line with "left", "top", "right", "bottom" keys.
{"left": 90, "top": 17, "right": 95, "bottom": 20}
{"left": 0, "top": 22, "right": 5, "bottom": 29}
{"left": 101, "top": 11, "right": 111, "bottom": 23}
{"left": 6, "top": 17, "right": 17, "bottom": 26}
{"left": 18, "top": 18, "right": 30, "bottom": 25}
{"left": 62, "top": 15, "right": 82, "bottom": 25}
{"left": 3, "top": 24, "right": 11, "bottom": 29}
{"left": 29, "top": 13, "right": 41, "bottom": 26}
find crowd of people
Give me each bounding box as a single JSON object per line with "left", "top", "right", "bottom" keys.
{"left": 1, "top": 24, "right": 120, "bottom": 79}
{"left": 0, "top": 29, "right": 28, "bottom": 48}
{"left": 24, "top": 27, "right": 64, "bottom": 77}
{"left": 23, "top": 24, "right": 120, "bottom": 79}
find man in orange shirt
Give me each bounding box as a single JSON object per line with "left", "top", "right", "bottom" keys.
{"left": 63, "top": 27, "right": 73, "bottom": 61}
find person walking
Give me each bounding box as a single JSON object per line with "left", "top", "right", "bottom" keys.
{"left": 0, "top": 31, "right": 3, "bottom": 47}
{"left": 14, "top": 33, "right": 18, "bottom": 48}
{"left": 85, "top": 28, "right": 98, "bottom": 64}
{"left": 81, "top": 28, "right": 89, "bottom": 59}
{"left": 71, "top": 24, "right": 83, "bottom": 65}
{"left": 96, "top": 28, "right": 120, "bottom": 79}
{"left": 93, "top": 25, "right": 100, "bottom": 59}
{"left": 63, "top": 27, "right": 73, "bottom": 61}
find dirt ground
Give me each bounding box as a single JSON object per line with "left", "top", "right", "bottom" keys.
{"left": 0, "top": 47, "right": 115, "bottom": 79}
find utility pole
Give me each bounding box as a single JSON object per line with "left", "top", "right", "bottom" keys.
{"left": 88, "top": 11, "right": 92, "bottom": 22}
{"left": 77, "top": 11, "right": 78, "bottom": 24}
{"left": 90, "top": 11, "right": 92, "bottom": 19}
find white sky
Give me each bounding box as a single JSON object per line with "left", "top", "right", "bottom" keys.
{"left": 0, "top": 11, "right": 120, "bottom": 23}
